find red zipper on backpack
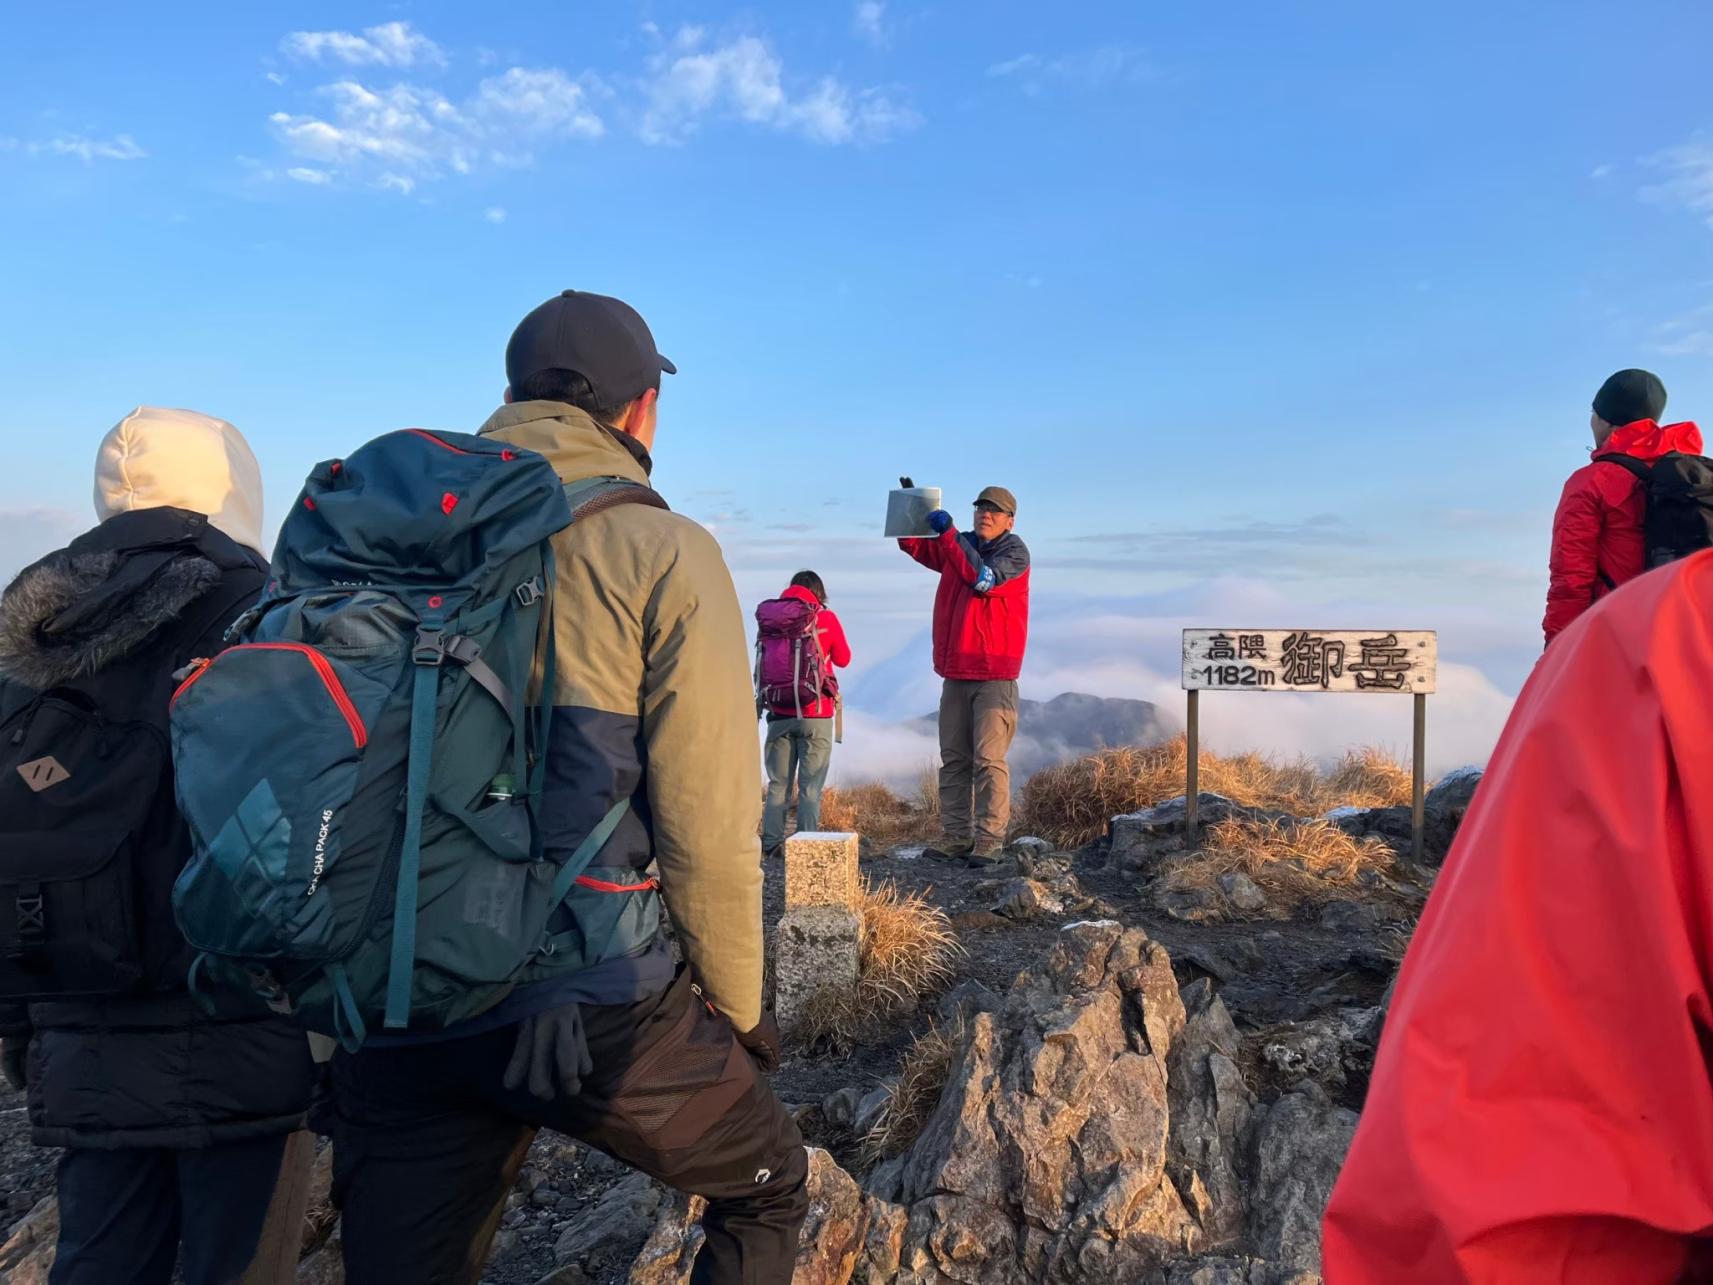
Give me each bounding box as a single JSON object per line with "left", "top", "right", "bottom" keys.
{"left": 170, "top": 644, "right": 367, "bottom": 749}
{"left": 406, "top": 429, "right": 470, "bottom": 455}
{"left": 573, "top": 874, "right": 660, "bottom": 894}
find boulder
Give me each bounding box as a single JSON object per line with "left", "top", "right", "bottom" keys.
{"left": 1167, "top": 980, "right": 1257, "bottom": 1248}
{"left": 1217, "top": 872, "right": 1268, "bottom": 914}
{"left": 1426, "top": 766, "right": 1482, "bottom": 817}
{"left": 555, "top": 1171, "right": 663, "bottom": 1268}
{"left": 1259, "top": 1008, "right": 1382, "bottom": 1097}
{"left": 632, "top": 1148, "right": 865, "bottom": 1285}
{"left": 888, "top": 921, "right": 1205, "bottom": 1282}
{"left": 1248, "top": 1085, "right": 1358, "bottom": 1275}
{"left": 0, "top": 1194, "right": 58, "bottom": 1285}
{"left": 990, "top": 877, "right": 1064, "bottom": 920}
{"left": 935, "top": 978, "right": 1001, "bottom": 1026}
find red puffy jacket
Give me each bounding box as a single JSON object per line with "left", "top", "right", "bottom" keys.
{"left": 765, "top": 584, "right": 850, "bottom": 720}
{"left": 1543, "top": 418, "right": 1704, "bottom": 645}
{"left": 899, "top": 528, "right": 1030, "bottom": 681}
{"left": 1323, "top": 551, "right": 1713, "bottom": 1284}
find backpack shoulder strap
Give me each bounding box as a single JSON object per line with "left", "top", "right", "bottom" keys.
{"left": 562, "top": 477, "right": 670, "bottom": 523}
{"left": 1598, "top": 454, "right": 1653, "bottom": 484}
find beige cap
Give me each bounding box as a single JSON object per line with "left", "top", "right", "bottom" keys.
{"left": 93, "top": 407, "right": 265, "bottom": 554}
{"left": 973, "top": 485, "right": 1016, "bottom": 516}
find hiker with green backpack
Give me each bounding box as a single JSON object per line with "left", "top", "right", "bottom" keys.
{"left": 167, "top": 291, "right": 807, "bottom": 1282}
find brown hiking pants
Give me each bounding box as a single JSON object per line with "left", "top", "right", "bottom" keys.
{"left": 938, "top": 679, "right": 1019, "bottom": 853}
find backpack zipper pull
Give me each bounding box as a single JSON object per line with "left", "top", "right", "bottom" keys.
{"left": 172, "top": 657, "right": 211, "bottom": 685}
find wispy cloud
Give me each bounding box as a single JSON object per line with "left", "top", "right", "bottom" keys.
{"left": 484, "top": 205, "right": 507, "bottom": 223}
{"left": 1642, "top": 137, "right": 1713, "bottom": 225}
{"left": 987, "top": 46, "right": 1156, "bottom": 95}
{"left": 638, "top": 26, "right": 920, "bottom": 146}
{"left": 269, "top": 67, "right": 601, "bottom": 192}
{"left": 854, "top": 1, "right": 890, "bottom": 48}
{"left": 31, "top": 134, "right": 146, "bottom": 163}
{"left": 282, "top": 21, "right": 445, "bottom": 69}
{"left": 286, "top": 165, "right": 331, "bottom": 184}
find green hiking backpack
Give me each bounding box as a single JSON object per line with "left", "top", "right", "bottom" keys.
{"left": 169, "top": 428, "right": 663, "bottom": 1047}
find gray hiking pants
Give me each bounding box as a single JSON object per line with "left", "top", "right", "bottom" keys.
{"left": 938, "top": 679, "right": 1019, "bottom": 853}
{"left": 761, "top": 717, "right": 835, "bottom": 851}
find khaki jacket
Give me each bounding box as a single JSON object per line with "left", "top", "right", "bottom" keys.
{"left": 480, "top": 402, "right": 764, "bottom": 1030}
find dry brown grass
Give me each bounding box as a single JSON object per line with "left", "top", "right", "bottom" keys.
{"left": 1322, "top": 747, "right": 1414, "bottom": 809}
{"left": 816, "top": 766, "right": 940, "bottom": 851}
{"left": 1158, "top": 815, "right": 1405, "bottom": 920}
{"left": 862, "top": 1017, "right": 965, "bottom": 1163}
{"left": 1013, "top": 738, "right": 1416, "bottom": 848}
{"left": 788, "top": 877, "right": 964, "bottom": 1051}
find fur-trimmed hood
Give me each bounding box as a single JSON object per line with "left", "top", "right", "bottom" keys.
{"left": 0, "top": 509, "right": 259, "bottom": 691}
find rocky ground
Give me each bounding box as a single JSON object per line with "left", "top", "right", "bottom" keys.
{"left": 0, "top": 773, "right": 1478, "bottom": 1284}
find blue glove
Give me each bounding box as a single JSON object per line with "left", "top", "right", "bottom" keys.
{"left": 974, "top": 565, "right": 997, "bottom": 594}
{"left": 927, "top": 509, "right": 954, "bottom": 534}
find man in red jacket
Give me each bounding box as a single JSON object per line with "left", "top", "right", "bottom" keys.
{"left": 1542, "top": 367, "right": 1702, "bottom": 645}
{"left": 1322, "top": 550, "right": 1713, "bottom": 1283}
{"left": 759, "top": 571, "right": 852, "bottom": 861}
{"left": 899, "top": 486, "right": 1030, "bottom": 867}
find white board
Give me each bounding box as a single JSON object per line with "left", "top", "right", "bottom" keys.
{"left": 1182, "top": 629, "right": 1436, "bottom": 694}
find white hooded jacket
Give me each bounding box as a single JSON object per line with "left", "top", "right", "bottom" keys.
{"left": 93, "top": 406, "right": 265, "bottom": 555}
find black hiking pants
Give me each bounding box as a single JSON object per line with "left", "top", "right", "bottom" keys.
{"left": 325, "top": 970, "right": 808, "bottom": 1285}
{"left": 50, "top": 1134, "right": 288, "bottom": 1285}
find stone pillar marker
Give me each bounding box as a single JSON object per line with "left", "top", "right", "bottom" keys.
{"left": 774, "top": 831, "right": 863, "bottom": 1033}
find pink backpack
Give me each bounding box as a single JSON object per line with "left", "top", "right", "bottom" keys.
{"left": 755, "top": 597, "right": 831, "bottom": 717}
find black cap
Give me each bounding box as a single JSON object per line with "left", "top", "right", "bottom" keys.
{"left": 1593, "top": 368, "right": 1667, "bottom": 427}
{"left": 506, "top": 290, "right": 676, "bottom": 407}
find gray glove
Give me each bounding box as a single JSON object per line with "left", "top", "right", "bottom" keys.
{"left": 503, "top": 1003, "right": 592, "bottom": 1100}
{"left": 2, "top": 1040, "right": 27, "bottom": 1093}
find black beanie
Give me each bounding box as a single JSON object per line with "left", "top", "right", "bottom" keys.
{"left": 1593, "top": 369, "right": 1667, "bottom": 426}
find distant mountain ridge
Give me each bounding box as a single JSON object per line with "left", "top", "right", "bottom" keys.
{"left": 913, "top": 691, "right": 1174, "bottom": 775}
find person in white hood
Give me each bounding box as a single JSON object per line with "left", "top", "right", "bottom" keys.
{"left": 0, "top": 408, "right": 313, "bottom": 1285}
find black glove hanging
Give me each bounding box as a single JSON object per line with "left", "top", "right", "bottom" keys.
{"left": 503, "top": 1003, "right": 593, "bottom": 1100}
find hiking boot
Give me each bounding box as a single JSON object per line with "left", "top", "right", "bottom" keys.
{"left": 763, "top": 845, "right": 784, "bottom": 863}
{"left": 964, "top": 848, "right": 1005, "bottom": 870}
{"left": 925, "top": 841, "right": 972, "bottom": 864}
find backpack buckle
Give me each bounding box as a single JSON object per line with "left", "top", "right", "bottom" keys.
{"left": 514, "top": 578, "right": 545, "bottom": 608}
{"left": 413, "top": 628, "right": 447, "bottom": 666}
{"left": 15, "top": 889, "right": 44, "bottom": 947}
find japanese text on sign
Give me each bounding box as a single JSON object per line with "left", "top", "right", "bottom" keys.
{"left": 1182, "top": 630, "right": 1436, "bottom": 694}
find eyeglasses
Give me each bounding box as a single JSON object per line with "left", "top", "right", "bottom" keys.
{"left": 973, "top": 503, "right": 1006, "bottom": 515}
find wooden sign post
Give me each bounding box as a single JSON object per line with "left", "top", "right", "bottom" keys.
{"left": 1181, "top": 630, "right": 1438, "bottom": 861}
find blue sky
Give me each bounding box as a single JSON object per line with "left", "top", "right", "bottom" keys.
{"left": 3, "top": 1, "right": 1711, "bottom": 776}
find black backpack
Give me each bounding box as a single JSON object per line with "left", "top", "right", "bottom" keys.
{"left": 0, "top": 533, "right": 258, "bottom": 1002}
{"left": 1602, "top": 452, "right": 1713, "bottom": 569}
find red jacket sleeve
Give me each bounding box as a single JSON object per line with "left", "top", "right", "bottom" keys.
{"left": 899, "top": 529, "right": 970, "bottom": 576}
{"left": 818, "top": 609, "right": 852, "bottom": 669}
{"left": 1323, "top": 554, "right": 1713, "bottom": 1284}
{"left": 1543, "top": 466, "right": 1605, "bottom": 645}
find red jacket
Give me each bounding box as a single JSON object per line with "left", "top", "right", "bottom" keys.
{"left": 1543, "top": 418, "right": 1703, "bottom": 645}
{"left": 1323, "top": 551, "right": 1713, "bottom": 1285}
{"left": 766, "top": 584, "right": 850, "bottom": 719}
{"left": 899, "top": 527, "right": 1030, "bottom": 681}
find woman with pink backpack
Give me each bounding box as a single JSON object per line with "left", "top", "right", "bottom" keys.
{"left": 756, "top": 571, "right": 852, "bottom": 860}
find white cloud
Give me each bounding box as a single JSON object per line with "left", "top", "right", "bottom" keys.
{"left": 1642, "top": 137, "right": 1713, "bottom": 225}
{"left": 854, "top": 1, "right": 890, "bottom": 48}
{"left": 1590, "top": 162, "right": 1613, "bottom": 179}
{"left": 286, "top": 166, "right": 331, "bottom": 184}
{"left": 987, "top": 46, "right": 1156, "bottom": 94}
{"left": 639, "top": 27, "right": 919, "bottom": 145}
{"left": 266, "top": 71, "right": 287, "bottom": 86}
{"left": 35, "top": 134, "right": 146, "bottom": 163}
{"left": 269, "top": 66, "right": 603, "bottom": 191}
{"left": 484, "top": 205, "right": 507, "bottom": 223}
{"left": 470, "top": 67, "right": 602, "bottom": 139}
{"left": 282, "top": 21, "right": 445, "bottom": 69}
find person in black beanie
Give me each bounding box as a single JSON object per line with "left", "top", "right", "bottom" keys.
{"left": 1543, "top": 368, "right": 1703, "bottom": 645}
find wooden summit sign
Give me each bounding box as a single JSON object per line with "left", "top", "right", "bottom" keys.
{"left": 1182, "top": 630, "right": 1436, "bottom": 694}
{"left": 1179, "top": 628, "right": 1438, "bottom": 861}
